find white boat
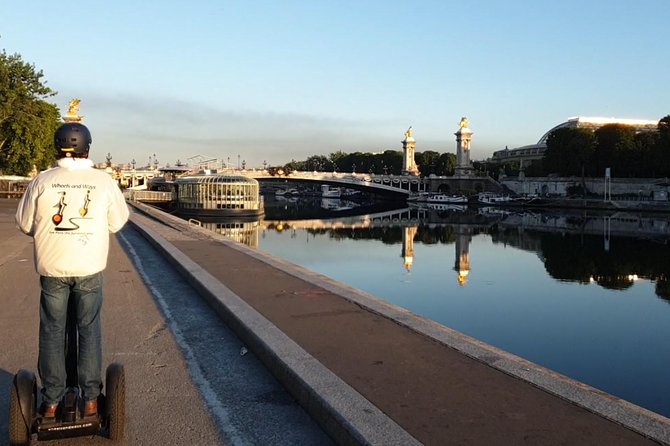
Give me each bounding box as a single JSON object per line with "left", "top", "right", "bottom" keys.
{"left": 276, "top": 188, "right": 299, "bottom": 197}
{"left": 407, "top": 192, "right": 430, "bottom": 202}
{"left": 321, "top": 198, "right": 354, "bottom": 211}
{"left": 321, "top": 185, "right": 341, "bottom": 198}
{"left": 414, "top": 193, "right": 468, "bottom": 204}
{"left": 478, "top": 192, "right": 512, "bottom": 205}
{"left": 428, "top": 203, "right": 467, "bottom": 212}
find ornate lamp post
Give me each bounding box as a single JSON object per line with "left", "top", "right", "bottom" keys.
{"left": 131, "top": 159, "right": 136, "bottom": 188}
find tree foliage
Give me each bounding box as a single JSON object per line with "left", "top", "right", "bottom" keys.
{"left": 592, "top": 124, "right": 636, "bottom": 176}
{"left": 281, "top": 149, "right": 457, "bottom": 176}
{"left": 0, "top": 49, "right": 60, "bottom": 175}
{"left": 540, "top": 117, "right": 670, "bottom": 178}
{"left": 544, "top": 127, "right": 595, "bottom": 176}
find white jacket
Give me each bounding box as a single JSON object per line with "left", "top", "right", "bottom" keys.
{"left": 15, "top": 158, "right": 129, "bottom": 277}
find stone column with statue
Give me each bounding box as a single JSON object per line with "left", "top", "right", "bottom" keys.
{"left": 454, "top": 117, "right": 474, "bottom": 177}
{"left": 401, "top": 126, "right": 420, "bottom": 176}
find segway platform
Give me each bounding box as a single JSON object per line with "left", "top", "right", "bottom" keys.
{"left": 9, "top": 363, "right": 125, "bottom": 445}
{"left": 9, "top": 293, "right": 125, "bottom": 445}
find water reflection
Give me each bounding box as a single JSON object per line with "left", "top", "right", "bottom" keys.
{"left": 196, "top": 201, "right": 670, "bottom": 300}
{"left": 260, "top": 206, "right": 670, "bottom": 300}
{"left": 402, "top": 226, "right": 417, "bottom": 272}
{"left": 495, "top": 211, "right": 670, "bottom": 299}
{"left": 191, "top": 217, "right": 261, "bottom": 248}
{"left": 454, "top": 226, "right": 472, "bottom": 286}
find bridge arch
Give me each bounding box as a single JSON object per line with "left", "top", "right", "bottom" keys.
{"left": 246, "top": 171, "right": 424, "bottom": 198}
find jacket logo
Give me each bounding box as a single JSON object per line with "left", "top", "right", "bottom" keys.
{"left": 51, "top": 191, "right": 92, "bottom": 231}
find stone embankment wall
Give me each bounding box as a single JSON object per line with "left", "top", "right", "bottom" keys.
{"left": 501, "top": 176, "right": 670, "bottom": 201}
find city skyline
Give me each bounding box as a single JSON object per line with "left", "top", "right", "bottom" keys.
{"left": 1, "top": 0, "right": 668, "bottom": 167}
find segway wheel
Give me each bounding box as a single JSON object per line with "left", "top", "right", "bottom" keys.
{"left": 105, "top": 363, "right": 126, "bottom": 441}
{"left": 9, "top": 372, "right": 35, "bottom": 446}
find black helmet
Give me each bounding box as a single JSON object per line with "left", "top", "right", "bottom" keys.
{"left": 54, "top": 123, "right": 92, "bottom": 158}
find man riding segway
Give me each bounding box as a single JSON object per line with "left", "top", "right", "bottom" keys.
{"left": 10, "top": 100, "right": 129, "bottom": 444}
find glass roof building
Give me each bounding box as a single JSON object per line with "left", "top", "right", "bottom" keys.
{"left": 174, "top": 174, "right": 263, "bottom": 217}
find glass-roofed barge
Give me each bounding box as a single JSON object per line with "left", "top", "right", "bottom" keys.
{"left": 173, "top": 174, "right": 264, "bottom": 218}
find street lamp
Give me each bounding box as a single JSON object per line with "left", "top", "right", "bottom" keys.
{"left": 131, "top": 159, "right": 136, "bottom": 188}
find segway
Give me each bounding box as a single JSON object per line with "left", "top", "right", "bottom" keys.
{"left": 8, "top": 297, "right": 125, "bottom": 445}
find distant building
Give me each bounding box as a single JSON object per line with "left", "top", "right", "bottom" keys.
{"left": 490, "top": 116, "right": 660, "bottom": 169}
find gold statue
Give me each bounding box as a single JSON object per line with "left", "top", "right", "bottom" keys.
{"left": 63, "top": 99, "right": 83, "bottom": 122}
{"left": 404, "top": 126, "right": 414, "bottom": 138}
{"left": 459, "top": 117, "right": 469, "bottom": 129}
{"left": 67, "top": 99, "right": 80, "bottom": 115}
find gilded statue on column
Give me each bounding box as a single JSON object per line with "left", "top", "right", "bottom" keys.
{"left": 63, "top": 99, "right": 83, "bottom": 122}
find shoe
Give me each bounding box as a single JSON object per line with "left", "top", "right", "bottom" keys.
{"left": 40, "top": 402, "right": 58, "bottom": 419}
{"left": 83, "top": 399, "right": 98, "bottom": 417}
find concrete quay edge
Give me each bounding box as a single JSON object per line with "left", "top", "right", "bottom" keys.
{"left": 128, "top": 201, "right": 670, "bottom": 445}
{"left": 128, "top": 207, "right": 421, "bottom": 446}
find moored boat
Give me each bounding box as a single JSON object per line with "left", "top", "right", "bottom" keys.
{"left": 321, "top": 185, "right": 342, "bottom": 198}
{"left": 413, "top": 193, "right": 468, "bottom": 204}
{"left": 477, "top": 192, "right": 513, "bottom": 205}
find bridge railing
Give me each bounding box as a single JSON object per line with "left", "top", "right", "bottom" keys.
{"left": 243, "top": 170, "right": 423, "bottom": 194}
{"left": 124, "top": 190, "right": 173, "bottom": 202}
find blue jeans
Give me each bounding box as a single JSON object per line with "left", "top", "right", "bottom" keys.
{"left": 38, "top": 273, "right": 103, "bottom": 404}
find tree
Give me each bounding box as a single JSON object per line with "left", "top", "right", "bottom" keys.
{"left": 655, "top": 115, "right": 670, "bottom": 177}
{"left": 593, "top": 124, "right": 636, "bottom": 177}
{"left": 634, "top": 131, "right": 658, "bottom": 177}
{"left": 328, "top": 150, "right": 347, "bottom": 171}
{"left": 544, "top": 127, "right": 595, "bottom": 176}
{"left": 380, "top": 150, "right": 403, "bottom": 174}
{"left": 0, "top": 49, "right": 60, "bottom": 175}
{"left": 415, "top": 150, "right": 440, "bottom": 175}
{"left": 435, "top": 152, "right": 456, "bottom": 176}
{"left": 304, "top": 154, "right": 330, "bottom": 171}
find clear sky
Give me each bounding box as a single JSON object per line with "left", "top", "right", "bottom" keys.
{"left": 1, "top": 0, "right": 668, "bottom": 168}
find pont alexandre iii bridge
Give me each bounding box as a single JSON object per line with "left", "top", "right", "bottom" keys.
{"left": 248, "top": 170, "right": 501, "bottom": 196}
{"left": 127, "top": 169, "right": 502, "bottom": 204}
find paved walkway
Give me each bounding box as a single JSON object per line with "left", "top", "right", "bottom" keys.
{"left": 128, "top": 202, "right": 669, "bottom": 445}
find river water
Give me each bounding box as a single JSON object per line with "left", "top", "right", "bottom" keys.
{"left": 195, "top": 196, "right": 670, "bottom": 418}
